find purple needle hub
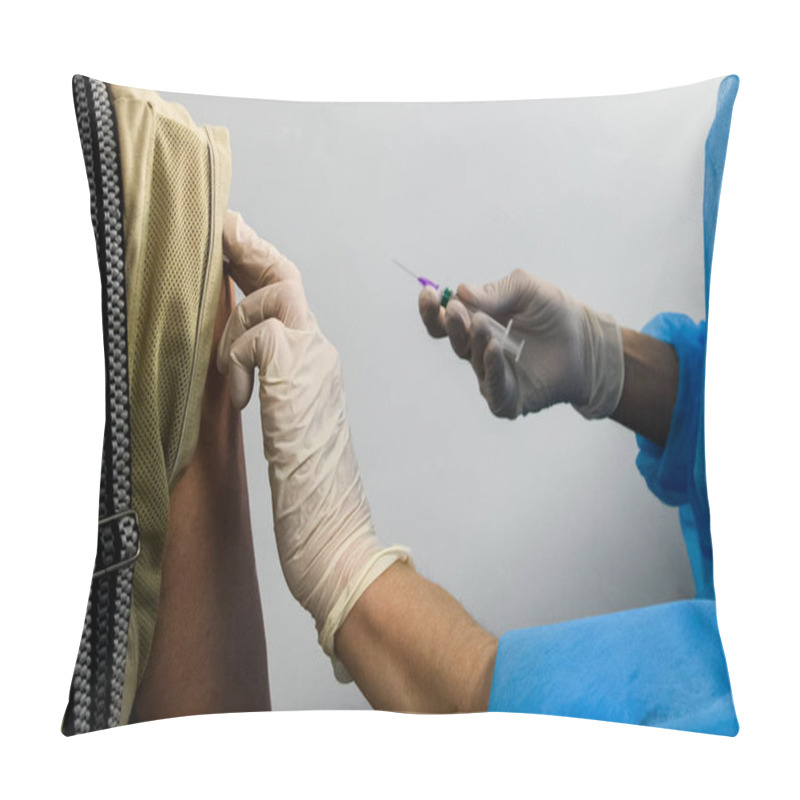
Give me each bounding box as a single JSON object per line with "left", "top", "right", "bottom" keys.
{"left": 418, "top": 276, "right": 440, "bottom": 290}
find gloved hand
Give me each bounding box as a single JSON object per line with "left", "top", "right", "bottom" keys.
{"left": 217, "top": 211, "right": 410, "bottom": 679}
{"left": 419, "top": 269, "right": 624, "bottom": 420}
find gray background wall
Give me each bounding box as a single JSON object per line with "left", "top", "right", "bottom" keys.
{"left": 164, "top": 78, "right": 719, "bottom": 710}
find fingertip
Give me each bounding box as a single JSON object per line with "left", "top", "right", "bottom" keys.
{"left": 456, "top": 283, "right": 479, "bottom": 305}
{"left": 224, "top": 318, "right": 282, "bottom": 409}
{"left": 470, "top": 312, "right": 492, "bottom": 337}
{"left": 419, "top": 286, "right": 447, "bottom": 338}
{"left": 228, "top": 360, "right": 255, "bottom": 410}
{"left": 444, "top": 299, "right": 471, "bottom": 359}
{"left": 215, "top": 304, "right": 248, "bottom": 375}
{"left": 509, "top": 268, "right": 538, "bottom": 294}
{"left": 418, "top": 285, "right": 438, "bottom": 313}
{"left": 222, "top": 209, "right": 246, "bottom": 252}
{"left": 482, "top": 339, "right": 515, "bottom": 418}
{"left": 224, "top": 208, "right": 244, "bottom": 228}
{"left": 444, "top": 297, "right": 467, "bottom": 323}
{"left": 483, "top": 337, "right": 504, "bottom": 377}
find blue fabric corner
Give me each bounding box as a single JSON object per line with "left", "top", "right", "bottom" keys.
{"left": 489, "top": 600, "right": 738, "bottom": 736}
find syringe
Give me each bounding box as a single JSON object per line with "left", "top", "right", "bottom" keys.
{"left": 393, "top": 259, "right": 525, "bottom": 363}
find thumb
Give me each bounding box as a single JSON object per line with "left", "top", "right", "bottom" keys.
{"left": 456, "top": 269, "right": 535, "bottom": 324}
{"left": 223, "top": 318, "right": 285, "bottom": 410}
{"left": 223, "top": 210, "right": 302, "bottom": 296}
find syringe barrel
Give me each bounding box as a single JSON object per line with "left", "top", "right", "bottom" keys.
{"left": 439, "top": 287, "right": 525, "bottom": 363}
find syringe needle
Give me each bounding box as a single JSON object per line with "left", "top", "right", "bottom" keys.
{"left": 392, "top": 258, "right": 419, "bottom": 280}
{"left": 393, "top": 258, "right": 524, "bottom": 362}
{"left": 393, "top": 258, "right": 440, "bottom": 291}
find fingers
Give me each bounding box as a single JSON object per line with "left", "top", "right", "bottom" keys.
{"left": 444, "top": 300, "right": 471, "bottom": 359}
{"left": 458, "top": 269, "right": 536, "bottom": 324}
{"left": 223, "top": 319, "right": 285, "bottom": 410}
{"left": 217, "top": 281, "right": 309, "bottom": 375}
{"left": 481, "top": 339, "right": 519, "bottom": 419}
{"left": 468, "top": 315, "right": 519, "bottom": 418}
{"left": 418, "top": 287, "right": 447, "bottom": 338}
{"left": 468, "top": 313, "right": 494, "bottom": 380}
{"left": 223, "top": 210, "right": 302, "bottom": 296}
{"left": 418, "top": 287, "right": 475, "bottom": 362}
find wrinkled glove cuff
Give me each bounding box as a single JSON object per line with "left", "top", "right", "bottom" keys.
{"left": 573, "top": 309, "right": 625, "bottom": 420}
{"left": 318, "top": 546, "right": 414, "bottom": 683}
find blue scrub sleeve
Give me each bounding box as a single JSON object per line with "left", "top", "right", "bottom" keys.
{"left": 488, "top": 599, "right": 738, "bottom": 736}
{"left": 635, "top": 314, "right": 707, "bottom": 507}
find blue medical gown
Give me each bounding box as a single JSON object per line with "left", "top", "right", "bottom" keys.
{"left": 487, "top": 314, "right": 738, "bottom": 735}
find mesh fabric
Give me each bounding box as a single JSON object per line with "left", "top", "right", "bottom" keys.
{"left": 110, "top": 85, "right": 231, "bottom": 722}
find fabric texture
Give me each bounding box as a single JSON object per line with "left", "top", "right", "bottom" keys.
{"left": 489, "top": 600, "right": 737, "bottom": 735}
{"left": 488, "top": 75, "right": 739, "bottom": 735}
{"left": 112, "top": 84, "right": 232, "bottom": 723}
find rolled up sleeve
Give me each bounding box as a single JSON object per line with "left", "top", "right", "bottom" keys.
{"left": 635, "top": 314, "right": 707, "bottom": 507}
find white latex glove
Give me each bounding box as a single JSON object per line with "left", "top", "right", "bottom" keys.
{"left": 419, "top": 269, "right": 624, "bottom": 420}
{"left": 217, "top": 211, "right": 410, "bottom": 680}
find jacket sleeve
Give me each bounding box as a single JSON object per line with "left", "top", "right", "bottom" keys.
{"left": 635, "top": 313, "right": 707, "bottom": 507}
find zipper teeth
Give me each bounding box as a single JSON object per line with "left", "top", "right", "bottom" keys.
{"left": 169, "top": 125, "right": 217, "bottom": 484}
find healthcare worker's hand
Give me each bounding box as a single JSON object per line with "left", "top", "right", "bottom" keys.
{"left": 419, "top": 269, "right": 624, "bottom": 420}
{"left": 217, "top": 211, "right": 410, "bottom": 679}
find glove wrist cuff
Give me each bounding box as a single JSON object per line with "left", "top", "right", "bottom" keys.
{"left": 318, "top": 546, "right": 414, "bottom": 683}
{"left": 573, "top": 309, "right": 624, "bottom": 420}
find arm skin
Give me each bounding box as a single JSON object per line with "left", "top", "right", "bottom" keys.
{"left": 132, "top": 276, "right": 271, "bottom": 722}
{"left": 335, "top": 562, "right": 498, "bottom": 713}
{"left": 610, "top": 327, "right": 680, "bottom": 449}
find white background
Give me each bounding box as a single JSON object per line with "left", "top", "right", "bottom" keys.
{"left": 2, "top": 0, "right": 797, "bottom": 796}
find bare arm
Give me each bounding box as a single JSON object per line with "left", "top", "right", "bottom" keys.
{"left": 610, "top": 327, "right": 680, "bottom": 448}
{"left": 132, "top": 276, "right": 270, "bottom": 722}
{"left": 335, "top": 562, "right": 498, "bottom": 713}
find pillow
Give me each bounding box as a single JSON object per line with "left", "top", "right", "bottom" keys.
{"left": 64, "top": 74, "right": 738, "bottom": 735}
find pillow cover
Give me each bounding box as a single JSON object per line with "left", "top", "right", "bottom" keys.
{"left": 64, "top": 74, "right": 738, "bottom": 735}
